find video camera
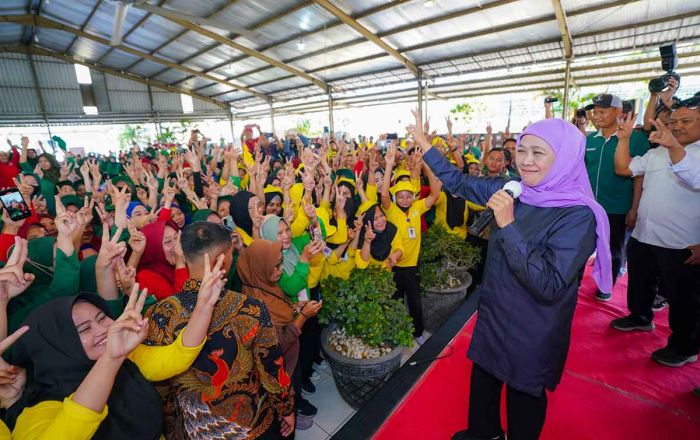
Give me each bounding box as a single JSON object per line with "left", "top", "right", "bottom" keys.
{"left": 648, "top": 43, "right": 680, "bottom": 93}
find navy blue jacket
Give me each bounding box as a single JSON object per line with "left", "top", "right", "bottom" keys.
{"left": 424, "top": 148, "right": 597, "bottom": 396}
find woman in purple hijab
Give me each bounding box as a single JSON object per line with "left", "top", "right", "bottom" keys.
{"left": 413, "top": 114, "right": 611, "bottom": 440}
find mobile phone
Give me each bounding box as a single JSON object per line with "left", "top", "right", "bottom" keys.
{"left": 222, "top": 215, "right": 236, "bottom": 232}
{"left": 544, "top": 97, "right": 559, "bottom": 103}
{"left": 387, "top": 133, "right": 398, "bottom": 140}
{"left": 0, "top": 189, "right": 32, "bottom": 221}
{"left": 309, "top": 222, "right": 323, "bottom": 242}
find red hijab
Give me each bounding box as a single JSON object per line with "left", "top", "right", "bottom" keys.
{"left": 138, "top": 220, "right": 179, "bottom": 280}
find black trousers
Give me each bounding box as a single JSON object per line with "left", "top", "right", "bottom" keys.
{"left": 393, "top": 266, "right": 424, "bottom": 337}
{"left": 299, "top": 286, "right": 322, "bottom": 383}
{"left": 606, "top": 213, "right": 628, "bottom": 288}
{"left": 466, "top": 364, "right": 547, "bottom": 440}
{"left": 626, "top": 237, "right": 700, "bottom": 356}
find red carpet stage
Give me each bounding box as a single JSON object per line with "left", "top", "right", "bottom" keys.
{"left": 373, "top": 267, "right": 700, "bottom": 440}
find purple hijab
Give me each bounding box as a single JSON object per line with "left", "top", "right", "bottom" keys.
{"left": 517, "top": 118, "right": 612, "bottom": 293}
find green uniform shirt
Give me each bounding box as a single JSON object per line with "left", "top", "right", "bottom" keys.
{"left": 584, "top": 130, "right": 650, "bottom": 215}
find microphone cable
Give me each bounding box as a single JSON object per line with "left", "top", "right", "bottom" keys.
{"left": 408, "top": 345, "right": 455, "bottom": 367}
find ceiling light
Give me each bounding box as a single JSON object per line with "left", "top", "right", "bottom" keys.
{"left": 424, "top": 0, "right": 435, "bottom": 7}
{"left": 296, "top": 37, "right": 306, "bottom": 51}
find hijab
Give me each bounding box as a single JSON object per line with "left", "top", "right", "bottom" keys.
{"left": 260, "top": 215, "right": 300, "bottom": 276}
{"left": 126, "top": 201, "right": 145, "bottom": 219}
{"left": 336, "top": 180, "right": 358, "bottom": 221}
{"left": 237, "top": 240, "right": 294, "bottom": 326}
{"left": 191, "top": 208, "right": 215, "bottom": 223}
{"left": 356, "top": 203, "right": 398, "bottom": 261}
{"left": 7, "top": 294, "right": 163, "bottom": 439}
{"left": 517, "top": 118, "right": 612, "bottom": 293}
{"left": 138, "top": 220, "right": 178, "bottom": 281}
{"left": 23, "top": 237, "right": 56, "bottom": 286}
{"left": 230, "top": 191, "right": 255, "bottom": 237}
{"left": 445, "top": 189, "right": 466, "bottom": 229}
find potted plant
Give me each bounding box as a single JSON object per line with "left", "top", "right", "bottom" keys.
{"left": 319, "top": 266, "right": 414, "bottom": 409}
{"left": 419, "top": 224, "right": 481, "bottom": 331}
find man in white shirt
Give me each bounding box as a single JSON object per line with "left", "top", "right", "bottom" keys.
{"left": 610, "top": 97, "right": 700, "bottom": 367}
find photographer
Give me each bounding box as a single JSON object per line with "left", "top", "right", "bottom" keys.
{"left": 584, "top": 94, "right": 650, "bottom": 302}
{"left": 642, "top": 74, "right": 680, "bottom": 140}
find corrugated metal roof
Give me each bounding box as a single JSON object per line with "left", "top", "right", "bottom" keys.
{"left": 0, "top": 0, "right": 699, "bottom": 121}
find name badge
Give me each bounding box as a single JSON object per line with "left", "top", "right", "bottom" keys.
{"left": 407, "top": 227, "right": 416, "bottom": 239}
{"left": 322, "top": 246, "right": 332, "bottom": 257}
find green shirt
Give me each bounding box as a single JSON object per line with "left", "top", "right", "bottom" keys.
{"left": 278, "top": 236, "right": 311, "bottom": 303}
{"left": 8, "top": 249, "right": 80, "bottom": 332}
{"left": 584, "top": 130, "right": 650, "bottom": 215}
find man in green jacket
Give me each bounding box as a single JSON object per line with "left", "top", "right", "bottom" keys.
{"left": 584, "top": 94, "right": 650, "bottom": 301}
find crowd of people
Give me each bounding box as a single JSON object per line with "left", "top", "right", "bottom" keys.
{"left": 0, "top": 80, "right": 696, "bottom": 440}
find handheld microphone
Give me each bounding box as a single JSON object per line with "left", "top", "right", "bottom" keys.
{"left": 467, "top": 181, "right": 523, "bottom": 237}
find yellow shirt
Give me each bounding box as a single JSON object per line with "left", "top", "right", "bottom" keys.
{"left": 322, "top": 248, "right": 356, "bottom": 280}
{"left": 384, "top": 199, "right": 430, "bottom": 267}
{"left": 0, "top": 421, "right": 10, "bottom": 440}
{"left": 237, "top": 227, "right": 254, "bottom": 247}
{"left": 355, "top": 232, "right": 405, "bottom": 271}
{"left": 13, "top": 331, "right": 204, "bottom": 440}
{"left": 366, "top": 184, "right": 378, "bottom": 202}
{"left": 435, "top": 192, "right": 468, "bottom": 239}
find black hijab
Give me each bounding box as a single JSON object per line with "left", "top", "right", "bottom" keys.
{"left": 230, "top": 191, "right": 255, "bottom": 237}
{"left": 7, "top": 294, "right": 163, "bottom": 439}
{"left": 335, "top": 180, "right": 358, "bottom": 222}
{"left": 445, "top": 189, "right": 466, "bottom": 229}
{"left": 356, "top": 203, "right": 397, "bottom": 261}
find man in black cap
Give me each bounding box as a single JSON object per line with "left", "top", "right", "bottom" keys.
{"left": 584, "top": 94, "right": 650, "bottom": 301}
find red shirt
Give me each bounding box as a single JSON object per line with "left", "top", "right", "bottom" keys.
{"left": 136, "top": 266, "right": 189, "bottom": 300}
{"left": 0, "top": 147, "right": 21, "bottom": 189}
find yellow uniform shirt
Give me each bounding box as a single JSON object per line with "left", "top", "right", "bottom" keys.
{"left": 435, "top": 192, "right": 468, "bottom": 239}
{"left": 355, "top": 232, "right": 405, "bottom": 271}
{"left": 322, "top": 248, "right": 356, "bottom": 280}
{"left": 384, "top": 199, "right": 430, "bottom": 267}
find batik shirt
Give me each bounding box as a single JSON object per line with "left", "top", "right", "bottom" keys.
{"left": 145, "top": 279, "right": 294, "bottom": 439}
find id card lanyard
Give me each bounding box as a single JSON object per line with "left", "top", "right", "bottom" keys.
{"left": 406, "top": 213, "right": 416, "bottom": 239}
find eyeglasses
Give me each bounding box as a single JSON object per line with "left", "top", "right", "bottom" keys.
{"left": 672, "top": 96, "right": 700, "bottom": 111}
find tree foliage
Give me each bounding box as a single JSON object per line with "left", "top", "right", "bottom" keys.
{"left": 419, "top": 224, "right": 480, "bottom": 290}
{"left": 319, "top": 266, "right": 414, "bottom": 348}
{"left": 117, "top": 124, "right": 146, "bottom": 150}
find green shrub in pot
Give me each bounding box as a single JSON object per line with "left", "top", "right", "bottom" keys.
{"left": 419, "top": 224, "right": 481, "bottom": 290}
{"left": 319, "top": 266, "right": 414, "bottom": 349}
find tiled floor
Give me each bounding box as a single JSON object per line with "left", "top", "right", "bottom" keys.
{"left": 296, "top": 336, "right": 426, "bottom": 439}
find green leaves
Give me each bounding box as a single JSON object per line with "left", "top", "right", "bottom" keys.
{"left": 319, "top": 266, "right": 414, "bottom": 348}
{"left": 419, "top": 224, "right": 480, "bottom": 290}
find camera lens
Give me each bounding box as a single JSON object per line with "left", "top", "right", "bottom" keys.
{"left": 648, "top": 77, "right": 668, "bottom": 93}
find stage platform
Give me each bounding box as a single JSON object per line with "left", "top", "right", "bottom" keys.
{"left": 335, "top": 267, "right": 700, "bottom": 440}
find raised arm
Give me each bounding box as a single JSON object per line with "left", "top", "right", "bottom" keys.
{"left": 380, "top": 144, "right": 396, "bottom": 210}
{"left": 613, "top": 113, "right": 635, "bottom": 177}
{"left": 408, "top": 109, "right": 501, "bottom": 206}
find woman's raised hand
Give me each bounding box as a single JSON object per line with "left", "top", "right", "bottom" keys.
{"left": 0, "top": 326, "right": 29, "bottom": 409}
{"left": 0, "top": 237, "right": 35, "bottom": 302}
{"left": 105, "top": 284, "right": 149, "bottom": 360}
{"left": 406, "top": 108, "right": 431, "bottom": 152}
{"left": 363, "top": 221, "right": 376, "bottom": 242}
{"left": 196, "top": 253, "right": 226, "bottom": 310}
